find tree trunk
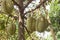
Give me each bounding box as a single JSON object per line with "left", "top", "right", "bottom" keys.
{"left": 18, "top": 9, "right": 25, "bottom": 40}
{"left": 18, "top": 0, "right": 25, "bottom": 40}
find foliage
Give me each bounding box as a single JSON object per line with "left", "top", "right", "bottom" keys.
{"left": 49, "top": 0, "right": 60, "bottom": 32}
{"left": 0, "top": 0, "right": 18, "bottom": 39}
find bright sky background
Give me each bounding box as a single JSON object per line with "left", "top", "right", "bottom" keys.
{"left": 14, "top": 0, "right": 50, "bottom": 13}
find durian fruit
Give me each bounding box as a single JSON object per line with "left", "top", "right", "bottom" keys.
{"left": 36, "top": 14, "right": 49, "bottom": 32}
{"left": 26, "top": 12, "right": 49, "bottom": 33}
{"left": 6, "top": 23, "right": 16, "bottom": 35}
{"left": 26, "top": 14, "right": 36, "bottom": 33}
{"left": 2, "top": 0, "right": 14, "bottom": 14}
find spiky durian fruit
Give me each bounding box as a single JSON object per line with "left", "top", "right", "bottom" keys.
{"left": 6, "top": 23, "right": 16, "bottom": 35}
{"left": 36, "top": 14, "right": 49, "bottom": 32}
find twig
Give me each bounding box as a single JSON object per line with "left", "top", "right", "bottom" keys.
{"left": 21, "top": 22, "right": 34, "bottom": 40}
{"left": 23, "top": 0, "right": 33, "bottom": 9}
{"left": 21, "top": 22, "right": 30, "bottom": 36}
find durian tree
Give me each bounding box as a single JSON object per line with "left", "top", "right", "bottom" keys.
{"left": 11, "top": 0, "right": 50, "bottom": 40}
{"left": 0, "top": 0, "right": 59, "bottom": 40}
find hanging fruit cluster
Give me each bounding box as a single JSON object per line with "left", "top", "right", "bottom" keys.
{"left": 26, "top": 12, "right": 50, "bottom": 33}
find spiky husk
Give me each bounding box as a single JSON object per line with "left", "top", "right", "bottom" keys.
{"left": 36, "top": 14, "right": 49, "bottom": 32}
{"left": 26, "top": 13, "right": 49, "bottom": 33}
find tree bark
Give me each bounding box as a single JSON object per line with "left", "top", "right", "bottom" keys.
{"left": 18, "top": 0, "right": 25, "bottom": 40}
{"left": 18, "top": 11, "right": 25, "bottom": 40}
{"left": 18, "top": 10, "right": 25, "bottom": 40}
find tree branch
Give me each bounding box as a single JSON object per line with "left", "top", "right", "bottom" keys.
{"left": 21, "top": 22, "right": 34, "bottom": 40}
{"left": 12, "top": 0, "right": 21, "bottom": 9}
{"left": 9, "top": 14, "right": 18, "bottom": 20}
{"left": 24, "top": 0, "right": 47, "bottom": 15}
{"left": 23, "top": 0, "right": 33, "bottom": 9}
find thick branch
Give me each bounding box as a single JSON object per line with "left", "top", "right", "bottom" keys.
{"left": 24, "top": 0, "right": 47, "bottom": 15}
{"left": 23, "top": 0, "right": 33, "bottom": 9}
{"left": 12, "top": 0, "right": 21, "bottom": 9}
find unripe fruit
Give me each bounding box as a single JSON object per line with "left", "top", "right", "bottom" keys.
{"left": 36, "top": 14, "right": 49, "bottom": 32}
{"left": 6, "top": 24, "right": 16, "bottom": 35}
{"left": 26, "top": 13, "right": 49, "bottom": 33}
